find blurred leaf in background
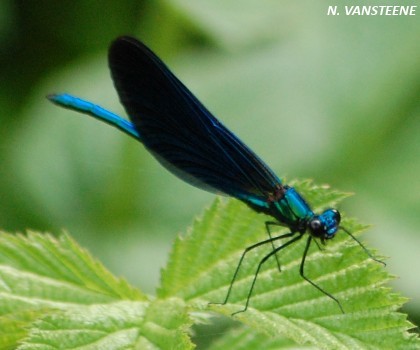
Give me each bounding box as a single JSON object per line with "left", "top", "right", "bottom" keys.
{"left": 0, "top": 0, "right": 418, "bottom": 335}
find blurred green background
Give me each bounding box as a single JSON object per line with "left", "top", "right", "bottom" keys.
{"left": 0, "top": 0, "right": 418, "bottom": 332}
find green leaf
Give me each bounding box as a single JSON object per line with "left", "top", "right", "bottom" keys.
{"left": 0, "top": 232, "right": 144, "bottom": 301}
{"left": 0, "top": 232, "right": 193, "bottom": 349}
{"left": 18, "top": 299, "right": 192, "bottom": 350}
{"left": 206, "top": 326, "right": 305, "bottom": 350}
{"left": 159, "top": 180, "right": 418, "bottom": 349}
{"left": 0, "top": 181, "right": 417, "bottom": 349}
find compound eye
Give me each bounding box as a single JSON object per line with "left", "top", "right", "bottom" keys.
{"left": 331, "top": 209, "right": 341, "bottom": 224}
{"left": 309, "top": 218, "right": 324, "bottom": 237}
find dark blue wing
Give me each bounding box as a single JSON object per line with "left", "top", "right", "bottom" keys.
{"left": 108, "top": 36, "right": 281, "bottom": 203}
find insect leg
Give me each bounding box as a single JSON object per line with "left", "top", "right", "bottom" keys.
{"left": 299, "top": 236, "right": 344, "bottom": 313}
{"left": 211, "top": 231, "right": 297, "bottom": 309}
{"left": 265, "top": 221, "right": 285, "bottom": 272}
{"left": 339, "top": 226, "right": 385, "bottom": 266}
{"left": 232, "top": 231, "right": 305, "bottom": 315}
